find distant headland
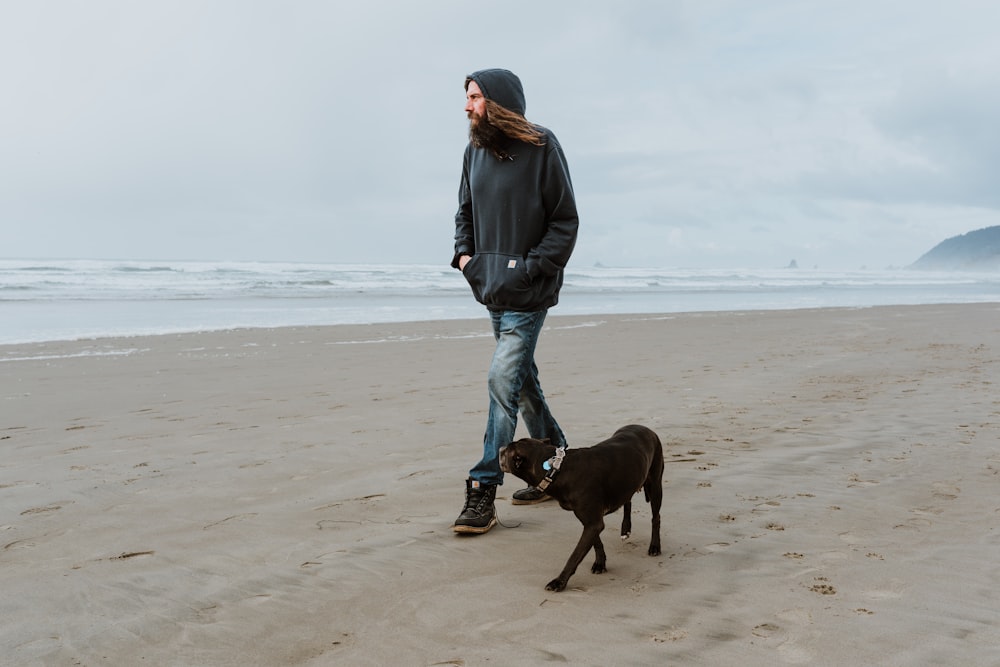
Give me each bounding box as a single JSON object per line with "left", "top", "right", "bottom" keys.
{"left": 910, "top": 226, "right": 1000, "bottom": 271}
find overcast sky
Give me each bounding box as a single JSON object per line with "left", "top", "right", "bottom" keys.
{"left": 3, "top": 1, "right": 999, "bottom": 269}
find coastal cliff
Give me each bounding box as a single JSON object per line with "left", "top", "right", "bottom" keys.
{"left": 910, "top": 226, "right": 1000, "bottom": 270}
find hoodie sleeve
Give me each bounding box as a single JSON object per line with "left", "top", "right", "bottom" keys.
{"left": 525, "top": 138, "right": 579, "bottom": 279}
{"left": 451, "top": 148, "right": 475, "bottom": 269}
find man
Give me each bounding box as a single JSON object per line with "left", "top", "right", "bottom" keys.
{"left": 451, "top": 68, "right": 579, "bottom": 534}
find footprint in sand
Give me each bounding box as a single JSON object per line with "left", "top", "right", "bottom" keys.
{"left": 110, "top": 550, "right": 155, "bottom": 560}
{"left": 807, "top": 577, "right": 836, "bottom": 595}
{"left": 4, "top": 537, "right": 37, "bottom": 551}
{"left": 651, "top": 627, "right": 688, "bottom": 643}
{"left": 893, "top": 517, "right": 932, "bottom": 531}
{"left": 932, "top": 482, "right": 960, "bottom": 500}
{"left": 911, "top": 506, "right": 943, "bottom": 517}
{"left": 847, "top": 473, "right": 879, "bottom": 487}
{"left": 20, "top": 503, "right": 70, "bottom": 515}
{"left": 203, "top": 513, "right": 258, "bottom": 529}
{"left": 773, "top": 608, "right": 819, "bottom": 665}
{"left": 752, "top": 609, "right": 817, "bottom": 664}
{"left": 862, "top": 578, "right": 908, "bottom": 600}
{"left": 752, "top": 622, "right": 781, "bottom": 638}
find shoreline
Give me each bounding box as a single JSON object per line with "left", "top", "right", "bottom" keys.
{"left": 4, "top": 299, "right": 1000, "bottom": 352}
{"left": 5, "top": 262, "right": 1000, "bottom": 346}
{"left": 2, "top": 303, "right": 999, "bottom": 664}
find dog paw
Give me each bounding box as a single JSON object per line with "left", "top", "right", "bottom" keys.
{"left": 648, "top": 545, "right": 661, "bottom": 556}
{"left": 620, "top": 532, "right": 631, "bottom": 541}
{"left": 545, "top": 578, "right": 568, "bottom": 592}
{"left": 591, "top": 562, "right": 607, "bottom": 575}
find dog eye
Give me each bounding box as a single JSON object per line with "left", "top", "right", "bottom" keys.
{"left": 514, "top": 456, "right": 524, "bottom": 469}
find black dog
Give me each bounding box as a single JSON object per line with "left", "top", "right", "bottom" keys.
{"left": 499, "top": 424, "right": 664, "bottom": 591}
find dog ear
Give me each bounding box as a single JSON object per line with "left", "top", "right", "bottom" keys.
{"left": 540, "top": 438, "right": 551, "bottom": 445}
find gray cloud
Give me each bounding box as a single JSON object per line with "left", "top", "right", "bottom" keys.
{"left": 2, "top": 1, "right": 999, "bottom": 269}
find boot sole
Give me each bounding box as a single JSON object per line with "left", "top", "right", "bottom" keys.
{"left": 452, "top": 516, "right": 497, "bottom": 534}
{"left": 511, "top": 494, "right": 552, "bottom": 506}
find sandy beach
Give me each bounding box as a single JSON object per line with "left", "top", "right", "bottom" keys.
{"left": 2, "top": 303, "right": 999, "bottom": 666}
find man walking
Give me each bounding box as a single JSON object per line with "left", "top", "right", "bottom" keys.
{"left": 451, "top": 68, "right": 579, "bottom": 534}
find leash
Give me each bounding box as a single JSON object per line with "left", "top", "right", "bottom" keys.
{"left": 535, "top": 446, "right": 567, "bottom": 492}
{"left": 495, "top": 506, "right": 521, "bottom": 529}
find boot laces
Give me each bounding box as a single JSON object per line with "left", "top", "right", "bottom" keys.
{"left": 464, "top": 486, "right": 489, "bottom": 515}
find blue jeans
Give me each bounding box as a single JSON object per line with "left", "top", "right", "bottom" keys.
{"left": 469, "top": 309, "right": 567, "bottom": 486}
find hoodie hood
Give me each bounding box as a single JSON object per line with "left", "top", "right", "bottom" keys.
{"left": 466, "top": 68, "right": 526, "bottom": 116}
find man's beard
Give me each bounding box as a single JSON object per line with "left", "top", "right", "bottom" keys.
{"left": 469, "top": 114, "right": 509, "bottom": 159}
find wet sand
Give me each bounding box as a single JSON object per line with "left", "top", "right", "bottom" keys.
{"left": 2, "top": 304, "right": 999, "bottom": 665}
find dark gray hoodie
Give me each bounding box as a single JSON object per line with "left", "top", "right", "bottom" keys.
{"left": 466, "top": 68, "right": 526, "bottom": 115}
{"left": 452, "top": 69, "right": 579, "bottom": 312}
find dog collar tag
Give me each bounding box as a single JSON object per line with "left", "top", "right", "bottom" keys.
{"left": 543, "top": 460, "right": 552, "bottom": 471}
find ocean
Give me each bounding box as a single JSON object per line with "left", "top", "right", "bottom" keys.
{"left": 2, "top": 258, "right": 999, "bottom": 346}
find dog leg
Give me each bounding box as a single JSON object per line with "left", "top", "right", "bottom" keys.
{"left": 591, "top": 534, "right": 607, "bottom": 574}
{"left": 621, "top": 500, "right": 632, "bottom": 540}
{"left": 646, "top": 478, "right": 663, "bottom": 557}
{"left": 546, "top": 517, "right": 604, "bottom": 592}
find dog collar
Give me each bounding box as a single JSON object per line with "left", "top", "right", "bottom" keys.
{"left": 537, "top": 446, "right": 566, "bottom": 492}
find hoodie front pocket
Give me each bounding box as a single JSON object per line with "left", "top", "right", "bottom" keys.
{"left": 463, "top": 253, "right": 534, "bottom": 309}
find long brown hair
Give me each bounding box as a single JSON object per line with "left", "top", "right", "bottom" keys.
{"left": 484, "top": 99, "right": 546, "bottom": 146}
